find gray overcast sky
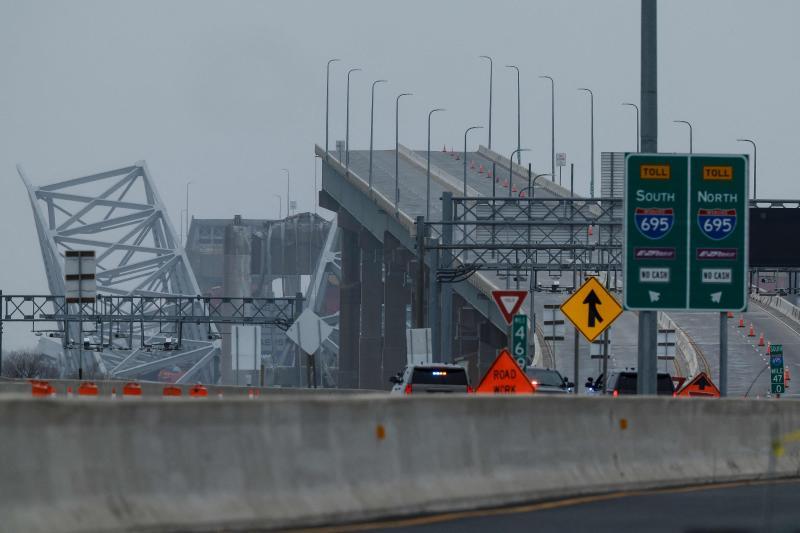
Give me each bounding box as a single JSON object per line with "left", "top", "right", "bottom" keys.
{"left": 0, "top": 0, "right": 797, "bottom": 347}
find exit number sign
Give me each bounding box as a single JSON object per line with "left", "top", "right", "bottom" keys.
{"left": 624, "top": 153, "right": 748, "bottom": 311}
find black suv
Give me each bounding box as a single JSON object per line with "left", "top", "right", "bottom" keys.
{"left": 585, "top": 371, "right": 676, "bottom": 396}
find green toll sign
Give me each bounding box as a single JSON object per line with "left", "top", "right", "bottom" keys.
{"left": 624, "top": 154, "right": 748, "bottom": 311}
{"left": 512, "top": 314, "right": 528, "bottom": 368}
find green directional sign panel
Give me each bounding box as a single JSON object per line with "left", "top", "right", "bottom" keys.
{"left": 688, "top": 155, "right": 748, "bottom": 310}
{"left": 624, "top": 153, "right": 748, "bottom": 311}
{"left": 770, "top": 344, "right": 785, "bottom": 395}
{"left": 624, "top": 154, "right": 690, "bottom": 309}
{"left": 512, "top": 314, "right": 528, "bottom": 368}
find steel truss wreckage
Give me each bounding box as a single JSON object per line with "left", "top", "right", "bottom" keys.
{"left": 16, "top": 161, "right": 301, "bottom": 383}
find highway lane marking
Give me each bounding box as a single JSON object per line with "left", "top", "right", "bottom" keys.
{"left": 292, "top": 478, "right": 800, "bottom": 532}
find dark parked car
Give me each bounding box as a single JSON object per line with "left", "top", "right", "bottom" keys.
{"left": 585, "top": 370, "right": 676, "bottom": 396}
{"left": 525, "top": 368, "right": 573, "bottom": 394}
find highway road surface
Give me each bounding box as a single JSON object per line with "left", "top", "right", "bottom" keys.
{"left": 304, "top": 479, "right": 800, "bottom": 533}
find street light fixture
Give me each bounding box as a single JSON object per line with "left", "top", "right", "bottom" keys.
{"left": 183, "top": 180, "right": 193, "bottom": 247}
{"left": 540, "top": 76, "right": 555, "bottom": 182}
{"left": 673, "top": 120, "right": 693, "bottom": 153}
{"left": 282, "top": 168, "right": 290, "bottom": 216}
{"left": 517, "top": 173, "right": 553, "bottom": 199}
{"left": 508, "top": 148, "right": 531, "bottom": 198}
{"left": 427, "top": 108, "right": 445, "bottom": 220}
{"left": 737, "top": 138, "right": 757, "bottom": 199}
{"left": 368, "top": 79, "right": 388, "bottom": 192}
{"left": 463, "top": 125, "right": 483, "bottom": 197}
{"left": 325, "top": 59, "right": 340, "bottom": 160}
{"left": 622, "top": 102, "right": 640, "bottom": 152}
{"left": 314, "top": 154, "right": 322, "bottom": 216}
{"left": 507, "top": 65, "right": 522, "bottom": 164}
{"left": 345, "top": 67, "right": 362, "bottom": 172}
{"left": 395, "top": 92, "right": 413, "bottom": 214}
{"left": 479, "top": 56, "right": 493, "bottom": 149}
{"left": 577, "top": 88, "right": 595, "bottom": 198}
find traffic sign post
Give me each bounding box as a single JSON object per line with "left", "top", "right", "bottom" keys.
{"left": 770, "top": 344, "right": 785, "bottom": 396}
{"left": 624, "top": 153, "right": 748, "bottom": 397}
{"left": 560, "top": 276, "right": 623, "bottom": 342}
{"left": 512, "top": 315, "right": 528, "bottom": 368}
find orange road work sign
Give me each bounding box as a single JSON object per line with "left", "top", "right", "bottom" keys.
{"left": 476, "top": 349, "right": 535, "bottom": 394}
{"left": 676, "top": 372, "right": 720, "bottom": 398}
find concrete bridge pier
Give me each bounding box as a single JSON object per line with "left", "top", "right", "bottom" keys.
{"left": 338, "top": 209, "right": 361, "bottom": 388}
{"left": 383, "top": 232, "right": 411, "bottom": 384}
{"left": 359, "top": 229, "right": 384, "bottom": 389}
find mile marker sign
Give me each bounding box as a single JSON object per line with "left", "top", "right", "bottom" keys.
{"left": 492, "top": 290, "right": 528, "bottom": 324}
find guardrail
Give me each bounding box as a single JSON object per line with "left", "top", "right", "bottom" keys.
{"left": 751, "top": 293, "right": 800, "bottom": 326}
{"left": 1, "top": 394, "right": 798, "bottom": 532}
{"left": 658, "top": 312, "right": 704, "bottom": 377}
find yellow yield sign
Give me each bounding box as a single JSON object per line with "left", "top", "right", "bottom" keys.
{"left": 560, "top": 276, "right": 623, "bottom": 342}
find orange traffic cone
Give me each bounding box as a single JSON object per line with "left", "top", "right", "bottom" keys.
{"left": 479, "top": 164, "right": 485, "bottom": 173}
{"left": 738, "top": 316, "right": 745, "bottom": 328}
{"left": 520, "top": 191, "right": 527, "bottom": 197}
{"left": 588, "top": 225, "right": 594, "bottom": 236}
{"left": 767, "top": 342, "right": 772, "bottom": 354}
{"left": 748, "top": 324, "right": 755, "bottom": 337}
{"left": 727, "top": 311, "right": 734, "bottom": 319}
{"left": 502, "top": 180, "right": 508, "bottom": 188}
{"left": 758, "top": 333, "right": 765, "bottom": 347}
{"left": 470, "top": 160, "right": 475, "bottom": 169}
{"left": 512, "top": 185, "right": 518, "bottom": 192}
{"left": 488, "top": 171, "right": 493, "bottom": 179}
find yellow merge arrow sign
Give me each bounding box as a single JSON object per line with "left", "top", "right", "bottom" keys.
{"left": 560, "top": 276, "right": 623, "bottom": 342}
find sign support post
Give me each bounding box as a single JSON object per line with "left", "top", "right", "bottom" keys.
{"left": 719, "top": 312, "right": 728, "bottom": 396}
{"left": 573, "top": 271, "right": 579, "bottom": 394}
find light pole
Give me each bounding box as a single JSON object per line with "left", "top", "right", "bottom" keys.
{"left": 479, "top": 56, "right": 493, "bottom": 148}
{"left": 325, "top": 59, "right": 340, "bottom": 160}
{"left": 737, "top": 138, "right": 757, "bottom": 199}
{"left": 508, "top": 148, "right": 531, "bottom": 198}
{"left": 507, "top": 65, "right": 521, "bottom": 164}
{"left": 520, "top": 172, "right": 553, "bottom": 351}
{"left": 427, "top": 108, "right": 445, "bottom": 220}
{"left": 463, "top": 126, "right": 483, "bottom": 197}
{"left": 673, "top": 120, "right": 693, "bottom": 153}
{"left": 345, "top": 67, "right": 361, "bottom": 172}
{"left": 314, "top": 154, "right": 321, "bottom": 216}
{"left": 395, "top": 92, "right": 412, "bottom": 214}
{"left": 282, "top": 168, "right": 290, "bottom": 216}
{"left": 578, "top": 88, "right": 595, "bottom": 197}
{"left": 540, "top": 75, "right": 555, "bottom": 182}
{"left": 273, "top": 194, "right": 282, "bottom": 219}
{"left": 622, "top": 102, "right": 640, "bottom": 152}
{"left": 183, "top": 180, "right": 192, "bottom": 247}
{"left": 369, "top": 79, "right": 388, "bottom": 191}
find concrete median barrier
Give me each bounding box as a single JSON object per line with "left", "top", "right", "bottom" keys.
{"left": 1, "top": 394, "right": 799, "bottom": 532}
